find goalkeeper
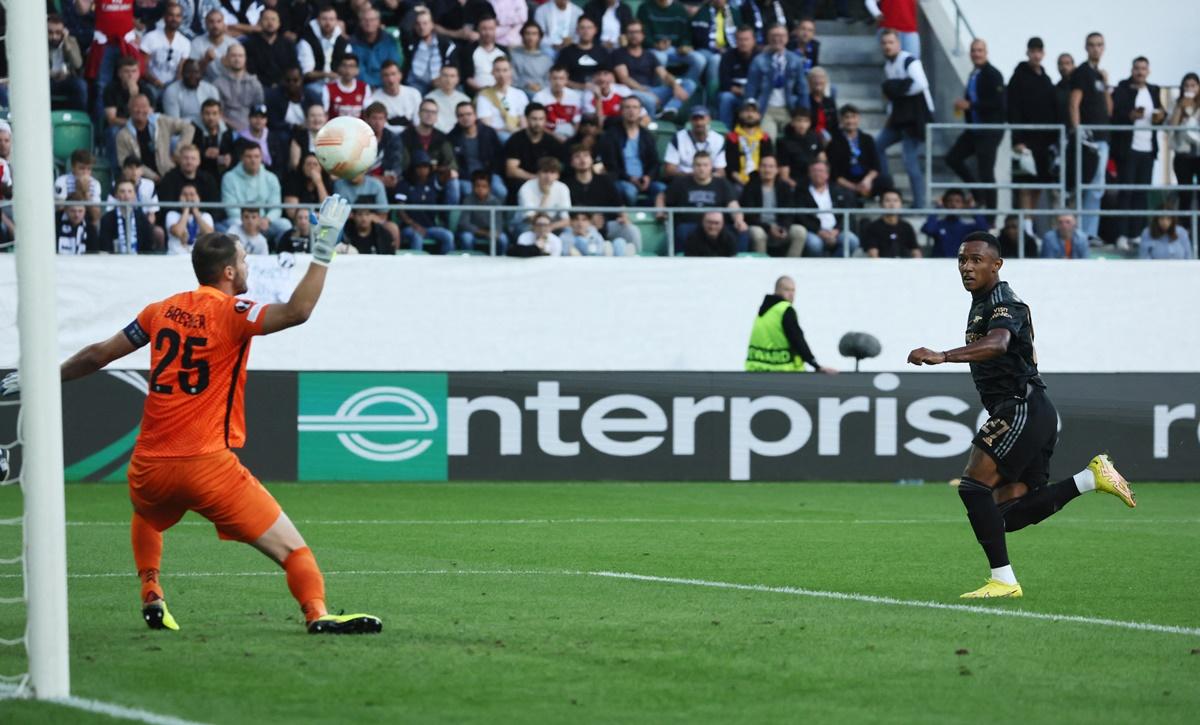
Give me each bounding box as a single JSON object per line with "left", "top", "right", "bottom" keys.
{"left": 4, "top": 195, "right": 380, "bottom": 635}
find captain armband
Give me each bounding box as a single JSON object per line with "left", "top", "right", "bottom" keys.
{"left": 123, "top": 319, "right": 150, "bottom": 348}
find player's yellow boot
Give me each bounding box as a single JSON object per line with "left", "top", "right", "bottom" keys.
{"left": 142, "top": 599, "right": 180, "bottom": 631}
{"left": 1089, "top": 454, "right": 1136, "bottom": 508}
{"left": 960, "top": 579, "right": 1023, "bottom": 599}
{"left": 307, "top": 612, "right": 383, "bottom": 635}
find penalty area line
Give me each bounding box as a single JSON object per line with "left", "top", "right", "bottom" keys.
{"left": 24, "top": 568, "right": 1200, "bottom": 638}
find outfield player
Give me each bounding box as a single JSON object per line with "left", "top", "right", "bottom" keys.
{"left": 906, "top": 231, "right": 1135, "bottom": 599}
{"left": 3, "top": 195, "right": 380, "bottom": 634}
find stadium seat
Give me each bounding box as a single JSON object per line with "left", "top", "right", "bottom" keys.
{"left": 51, "top": 111, "right": 94, "bottom": 168}
{"left": 633, "top": 215, "right": 666, "bottom": 256}
{"left": 386, "top": 26, "right": 404, "bottom": 67}
{"left": 90, "top": 163, "right": 112, "bottom": 197}
{"left": 708, "top": 120, "right": 730, "bottom": 135}
{"left": 653, "top": 123, "right": 677, "bottom": 161}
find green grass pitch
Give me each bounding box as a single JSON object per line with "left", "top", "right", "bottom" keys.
{"left": 1, "top": 481, "right": 1198, "bottom": 724}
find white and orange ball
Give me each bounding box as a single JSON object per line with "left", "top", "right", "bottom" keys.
{"left": 315, "top": 116, "right": 378, "bottom": 179}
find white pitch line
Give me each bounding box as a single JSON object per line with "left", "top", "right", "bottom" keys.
{"left": 0, "top": 569, "right": 561, "bottom": 580}
{"left": 0, "top": 685, "right": 209, "bottom": 725}
{"left": 48, "top": 696, "right": 211, "bottom": 725}
{"left": 6, "top": 568, "right": 1196, "bottom": 638}
{"left": 589, "top": 571, "right": 1200, "bottom": 638}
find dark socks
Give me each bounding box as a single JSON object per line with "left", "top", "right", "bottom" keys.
{"left": 957, "top": 477, "right": 1009, "bottom": 568}
{"left": 999, "top": 478, "right": 1082, "bottom": 532}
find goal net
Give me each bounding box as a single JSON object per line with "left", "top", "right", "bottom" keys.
{"left": 0, "top": 395, "right": 29, "bottom": 696}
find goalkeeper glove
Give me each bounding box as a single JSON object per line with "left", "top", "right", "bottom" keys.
{"left": 1, "top": 371, "right": 17, "bottom": 397}
{"left": 310, "top": 194, "right": 352, "bottom": 266}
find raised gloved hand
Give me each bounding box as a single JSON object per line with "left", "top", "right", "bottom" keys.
{"left": 310, "top": 194, "right": 352, "bottom": 266}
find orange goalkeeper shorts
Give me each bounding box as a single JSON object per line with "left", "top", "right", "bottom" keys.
{"left": 127, "top": 449, "right": 282, "bottom": 543}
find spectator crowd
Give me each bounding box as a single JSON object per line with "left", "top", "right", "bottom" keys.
{"left": 0, "top": 0, "right": 1193, "bottom": 259}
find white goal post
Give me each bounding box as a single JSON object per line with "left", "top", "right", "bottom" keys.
{"left": 7, "top": 0, "right": 71, "bottom": 699}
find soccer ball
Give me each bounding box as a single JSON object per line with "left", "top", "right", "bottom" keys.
{"left": 315, "top": 116, "right": 378, "bottom": 180}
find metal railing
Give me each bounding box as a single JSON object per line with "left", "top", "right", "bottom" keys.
{"left": 946, "top": 0, "right": 978, "bottom": 56}
{"left": 1074, "top": 124, "right": 1200, "bottom": 217}
{"left": 918, "top": 121, "right": 1200, "bottom": 248}
{"left": 925, "top": 122, "right": 1068, "bottom": 207}
{"left": 13, "top": 199, "right": 1198, "bottom": 260}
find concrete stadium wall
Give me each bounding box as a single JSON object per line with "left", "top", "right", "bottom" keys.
{"left": 0, "top": 256, "right": 1195, "bottom": 373}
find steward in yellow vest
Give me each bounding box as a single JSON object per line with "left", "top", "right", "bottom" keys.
{"left": 745, "top": 276, "right": 836, "bottom": 373}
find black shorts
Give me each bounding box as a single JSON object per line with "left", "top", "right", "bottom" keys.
{"left": 973, "top": 387, "right": 1058, "bottom": 488}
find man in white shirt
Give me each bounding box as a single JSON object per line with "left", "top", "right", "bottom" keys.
{"left": 297, "top": 5, "right": 347, "bottom": 94}
{"left": 425, "top": 65, "right": 472, "bottom": 134}
{"left": 141, "top": 2, "right": 191, "bottom": 95}
{"left": 535, "top": 0, "right": 583, "bottom": 53}
{"left": 664, "top": 107, "right": 727, "bottom": 177}
{"left": 189, "top": 8, "right": 237, "bottom": 82}
{"left": 798, "top": 160, "right": 859, "bottom": 257}
{"left": 514, "top": 213, "right": 564, "bottom": 256}
{"left": 53, "top": 149, "right": 103, "bottom": 224}
{"left": 532, "top": 65, "right": 583, "bottom": 140}
{"left": 875, "top": 29, "right": 933, "bottom": 210}
{"left": 365, "top": 61, "right": 423, "bottom": 132}
{"left": 516, "top": 156, "right": 571, "bottom": 234}
{"left": 164, "top": 183, "right": 215, "bottom": 255}
{"left": 475, "top": 57, "right": 528, "bottom": 143}
{"left": 1113, "top": 56, "right": 1165, "bottom": 249}
{"left": 466, "top": 16, "right": 508, "bottom": 93}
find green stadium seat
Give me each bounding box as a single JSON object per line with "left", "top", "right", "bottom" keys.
{"left": 648, "top": 119, "right": 678, "bottom": 136}
{"left": 708, "top": 120, "right": 730, "bottom": 135}
{"left": 653, "top": 123, "right": 677, "bottom": 161}
{"left": 90, "top": 164, "right": 112, "bottom": 198}
{"left": 386, "top": 26, "right": 404, "bottom": 67}
{"left": 51, "top": 111, "right": 94, "bottom": 168}
{"left": 632, "top": 215, "right": 667, "bottom": 256}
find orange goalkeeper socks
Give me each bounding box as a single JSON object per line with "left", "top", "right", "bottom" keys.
{"left": 283, "top": 547, "right": 327, "bottom": 622}
{"left": 131, "top": 513, "right": 164, "bottom": 603}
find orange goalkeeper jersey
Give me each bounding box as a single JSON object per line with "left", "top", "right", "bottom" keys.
{"left": 125, "top": 285, "right": 270, "bottom": 458}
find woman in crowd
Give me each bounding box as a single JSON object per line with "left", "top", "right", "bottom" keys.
{"left": 1138, "top": 209, "right": 1194, "bottom": 260}
{"left": 1168, "top": 72, "right": 1200, "bottom": 211}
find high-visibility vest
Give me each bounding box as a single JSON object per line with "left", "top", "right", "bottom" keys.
{"left": 745, "top": 300, "right": 807, "bottom": 372}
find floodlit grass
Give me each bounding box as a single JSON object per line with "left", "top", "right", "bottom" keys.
{"left": 1, "top": 482, "right": 1198, "bottom": 724}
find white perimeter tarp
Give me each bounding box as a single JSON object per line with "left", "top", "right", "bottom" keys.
{"left": 0, "top": 256, "right": 1196, "bottom": 372}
